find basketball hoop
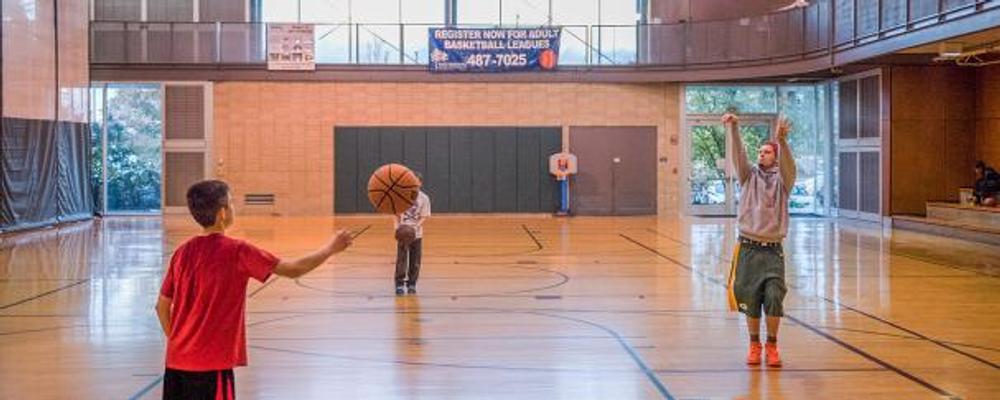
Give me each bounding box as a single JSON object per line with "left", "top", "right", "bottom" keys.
{"left": 549, "top": 152, "right": 577, "bottom": 181}
{"left": 549, "top": 152, "right": 577, "bottom": 215}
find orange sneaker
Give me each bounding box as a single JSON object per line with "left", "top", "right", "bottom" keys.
{"left": 746, "top": 342, "right": 762, "bottom": 365}
{"left": 765, "top": 343, "right": 782, "bottom": 367}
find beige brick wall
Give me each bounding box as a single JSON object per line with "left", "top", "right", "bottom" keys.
{"left": 977, "top": 65, "right": 1000, "bottom": 167}
{"left": 213, "top": 82, "right": 682, "bottom": 216}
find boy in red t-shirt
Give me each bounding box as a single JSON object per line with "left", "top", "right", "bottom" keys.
{"left": 155, "top": 180, "right": 353, "bottom": 399}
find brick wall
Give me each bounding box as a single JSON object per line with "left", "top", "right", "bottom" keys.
{"left": 213, "top": 82, "right": 682, "bottom": 216}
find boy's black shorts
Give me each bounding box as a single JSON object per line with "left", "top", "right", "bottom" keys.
{"left": 163, "top": 368, "right": 235, "bottom": 400}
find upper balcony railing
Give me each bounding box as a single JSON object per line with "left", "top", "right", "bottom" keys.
{"left": 90, "top": 0, "right": 997, "bottom": 68}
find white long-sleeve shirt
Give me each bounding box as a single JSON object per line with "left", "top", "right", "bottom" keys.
{"left": 394, "top": 191, "right": 431, "bottom": 239}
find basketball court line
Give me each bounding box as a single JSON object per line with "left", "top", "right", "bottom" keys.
{"left": 642, "top": 226, "right": 1000, "bottom": 361}
{"left": 821, "top": 297, "right": 1000, "bottom": 369}
{"left": 244, "top": 308, "right": 678, "bottom": 399}
{"left": 127, "top": 376, "right": 163, "bottom": 400}
{"left": 0, "top": 278, "right": 85, "bottom": 282}
{"left": 617, "top": 232, "right": 958, "bottom": 398}
{"left": 250, "top": 224, "right": 676, "bottom": 399}
{"left": 248, "top": 344, "right": 657, "bottom": 375}
{"left": 242, "top": 305, "right": 834, "bottom": 315}
{"left": 247, "top": 224, "right": 373, "bottom": 300}
{"left": 0, "top": 278, "right": 90, "bottom": 311}
{"left": 115, "top": 220, "right": 982, "bottom": 398}
{"left": 811, "top": 325, "right": 1000, "bottom": 353}
{"left": 651, "top": 367, "right": 886, "bottom": 374}
{"left": 645, "top": 226, "right": 1000, "bottom": 279}
{"left": 783, "top": 314, "right": 955, "bottom": 398}
{"left": 529, "top": 310, "right": 675, "bottom": 399}
{"left": 293, "top": 264, "right": 570, "bottom": 298}
{"left": 248, "top": 333, "right": 648, "bottom": 341}
{"left": 521, "top": 224, "right": 544, "bottom": 250}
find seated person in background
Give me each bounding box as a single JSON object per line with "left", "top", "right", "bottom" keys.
{"left": 974, "top": 161, "right": 1000, "bottom": 207}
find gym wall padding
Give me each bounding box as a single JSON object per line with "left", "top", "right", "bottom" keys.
{"left": 1, "top": 119, "right": 94, "bottom": 232}
{"left": 334, "top": 127, "right": 561, "bottom": 213}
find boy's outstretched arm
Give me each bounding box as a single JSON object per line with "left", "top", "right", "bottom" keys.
{"left": 273, "top": 230, "right": 354, "bottom": 279}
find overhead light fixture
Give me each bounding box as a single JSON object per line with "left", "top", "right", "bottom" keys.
{"left": 939, "top": 42, "right": 964, "bottom": 58}
{"left": 936, "top": 40, "right": 1000, "bottom": 66}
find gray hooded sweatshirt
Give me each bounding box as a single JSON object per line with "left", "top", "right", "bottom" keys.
{"left": 729, "top": 124, "right": 797, "bottom": 243}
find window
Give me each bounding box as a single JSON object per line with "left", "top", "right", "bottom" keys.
{"left": 299, "top": 0, "right": 349, "bottom": 23}
{"left": 402, "top": 0, "right": 445, "bottom": 23}
{"left": 502, "top": 0, "right": 550, "bottom": 26}
{"left": 552, "top": 0, "right": 597, "bottom": 25}
{"left": 261, "top": 0, "right": 299, "bottom": 22}
{"left": 457, "top": 0, "right": 500, "bottom": 25}
{"left": 685, "top": 86, "right": 778, "bottom": 114}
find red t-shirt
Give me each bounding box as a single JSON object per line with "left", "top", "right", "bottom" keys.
{"left": 159, "top": 233, "right": 278, "bottom": 371}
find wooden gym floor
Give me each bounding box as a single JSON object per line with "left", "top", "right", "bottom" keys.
{"left": 1, "top": 215, "right": 998, "bottom": 399}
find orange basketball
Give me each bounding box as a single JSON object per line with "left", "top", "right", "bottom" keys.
{"left": 367, "top": 163, "right": 422, "bottom": 215}
{"left": 395, "top": 225, "right": 416, "bottom": 244}
{"left": 539, "top": 49, "right": 557, "bottom": 70}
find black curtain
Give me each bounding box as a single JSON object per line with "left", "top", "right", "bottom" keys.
{"left": 0, "top": 118, "right": 95, "bottom": 232}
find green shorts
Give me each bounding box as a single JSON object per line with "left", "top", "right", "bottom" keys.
{"left": 727, "top": 237, "right": 787, "bottom": 318}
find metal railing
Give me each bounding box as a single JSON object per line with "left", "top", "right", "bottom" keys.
{"left": 89, "top": 0, "right": 997, "bottom": 68}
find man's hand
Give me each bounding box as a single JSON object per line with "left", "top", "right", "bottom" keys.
{"left": 777, "top": 117, "right": 791, "bottom": 142}
{"left": 721, "top": 113, "right": 739, "bottom": 126}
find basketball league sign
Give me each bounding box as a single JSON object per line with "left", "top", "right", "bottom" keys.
{"left": 429, "top": 28, "right": 561, "bottom": 72}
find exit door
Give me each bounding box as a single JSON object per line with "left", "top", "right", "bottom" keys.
{"left": 570, "top": 126, "right": 657, "bottom": 215}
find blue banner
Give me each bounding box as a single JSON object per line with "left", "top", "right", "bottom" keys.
{"left": 429, "top": 28, "right": 561, "bottom": 72}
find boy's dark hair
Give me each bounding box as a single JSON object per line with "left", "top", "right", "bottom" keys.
{"left": 975, "top": 160, "right": 986, "bottom": 171}
{"left": 187, "top": 180, "right": 230, "bottom": 227}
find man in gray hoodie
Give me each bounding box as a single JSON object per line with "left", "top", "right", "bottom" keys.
{"left": 722, "top": 113, "right": 796, "bottom": 368}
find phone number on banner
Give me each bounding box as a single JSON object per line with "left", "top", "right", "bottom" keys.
{"left": 464, "top": 54, "right": 528, "bottom": 68}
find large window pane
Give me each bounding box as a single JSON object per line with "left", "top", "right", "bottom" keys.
{"left": 600, "top": 0, "right": 637, "bottom": 25}
{"left": 595, "top": 25, "right": 636, "bottom": 64}
{"left": 780, "top": 85, "right": 821, "bottom": 214}
{"left": 552, "top": 0, "right": 597, "bottom": 25}
{"left": 300, "top": 0, "right": 349, "bottom": 23}
{"left": 90, "top": 86, "right": 105, "bottom": 211}
{"left": 262, "top": 0, "right": 299, "bottom": 22}
{"left": 684, "top": 84, "right": 830, "bottom": 216}
{"left": 685, "top": 86, "right": 778, "bottom": 114}
{"left": 104, "top": 84, "right": 162, "bottom": 213}
{"left": 401, "top": 0, "right": 443, "bottom": 62}
{"left": 402, "top": 0, "right": 444, "bottom": 23}
{"left": 315, "top": 24, "right": 351, "bottom": 63}
{"left": 403, "top": 24, "right": 432, "bottom": 63}
{"left": 689, "top": 124, "right": 726, "bottom": 206}
{"left": 458, "top": 0, "right": 500, "bottom": 25}
{"left": 353, "top": 0, "right": 400, "bottom": 23}
{"left": 358, "top": 24, "right": 402, "bottom": 63}
{"left": 503, "top": 0, "right": 549, "bottom": 26}
{"left": 559, "top": 25, "right": 589, "bottom": 65}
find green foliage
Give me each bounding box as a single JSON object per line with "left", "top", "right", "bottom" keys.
{"left": 686, "top": 84, "right": 828, "bottom": 213}
{"left": 90, "top": 87, "right": 162, "bottom": 212}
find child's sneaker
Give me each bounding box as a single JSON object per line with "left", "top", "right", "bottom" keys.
{"left": 407, "top": 286, "right": 417, "bottom": 295}
{"left": 746, "top": 342, "right": 762, "bottom": 365}
{"left": 765, "top": 343, "right": 782, "bottom": 367}
{"left": 395, "top": 286, "right": 405, "bottom": 296}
